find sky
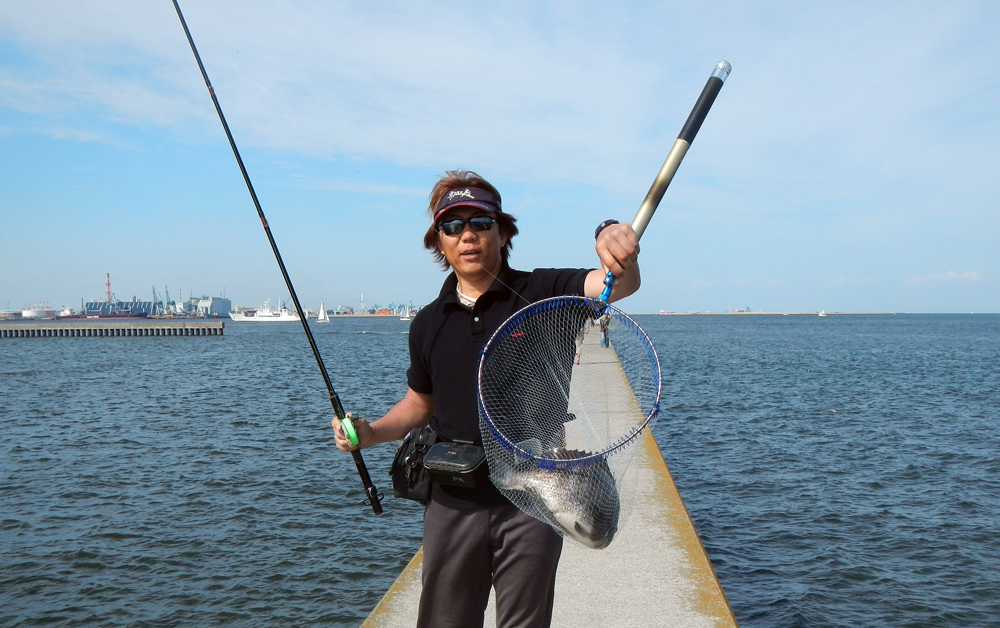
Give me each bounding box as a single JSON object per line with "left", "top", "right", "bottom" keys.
{"left": 1, "top": 1, "right": 997, "bottom": 314}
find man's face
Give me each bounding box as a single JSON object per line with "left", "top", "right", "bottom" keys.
{"left": 436, "top": 207, "right": 507, "bottom": 279}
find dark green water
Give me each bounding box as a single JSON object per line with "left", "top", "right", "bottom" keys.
{"left": 2, "top": 315, "right": 998, "bottom": 626}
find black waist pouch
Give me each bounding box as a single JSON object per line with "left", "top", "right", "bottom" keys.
{"left": 423, "top": 441, "right": 488, "bottom": 488}
{"left": 389, "top": 427, "right": 438, "bottom": 504}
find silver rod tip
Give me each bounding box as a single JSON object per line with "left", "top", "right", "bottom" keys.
{"left": 712, "top": 60, "right": 732, "bottom": 82}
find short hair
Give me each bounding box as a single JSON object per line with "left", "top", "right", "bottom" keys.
{"left": 422, "top": 170, "right": 519, "bottom": 270}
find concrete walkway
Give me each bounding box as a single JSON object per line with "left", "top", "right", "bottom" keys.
{"left": 360, "top": 431, "right": 737, "bottom": 628}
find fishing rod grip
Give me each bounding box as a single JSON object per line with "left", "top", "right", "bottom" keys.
{"left": 599, "top": 60, "right": 730, "bottom": 302}
{"left": 352, "top": 450, "right": 383, "bottom": 515}
{"left": 331, "top": 391, "right": 382, "bottom": 513}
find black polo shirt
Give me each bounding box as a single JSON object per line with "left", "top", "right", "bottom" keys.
{"left": 407, "top": 263, "right": 591, "bottom": 445}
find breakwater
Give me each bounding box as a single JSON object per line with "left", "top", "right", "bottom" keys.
{"left": 0, "top": 320, "right": 224, "bottom": 338}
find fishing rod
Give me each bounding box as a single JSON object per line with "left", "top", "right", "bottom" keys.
{"left": 171, "top": 0, "right": 383, "bottom": 515}
{"left": 598, "top": 60, "right": 732, "bottom": 302}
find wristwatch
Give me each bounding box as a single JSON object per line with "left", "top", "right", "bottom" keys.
{"left": 594, "top": 219, "right": 620, "bottom": 240}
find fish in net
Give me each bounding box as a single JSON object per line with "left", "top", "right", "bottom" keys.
{"left": 478, "top": 296, "right": 662, "bottom": 549}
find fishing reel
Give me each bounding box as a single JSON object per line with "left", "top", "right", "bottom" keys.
{"left": 341, "top": 414, "right": 360, "bottom": 447}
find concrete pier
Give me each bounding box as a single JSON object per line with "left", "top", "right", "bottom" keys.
{"left": 361, "top": 433, "right": 737, "bottom": 628}
{"left": 0, "top": 320, "right": 224, "bottom": 339}
{"left": 361, "top": 322, "right": 737, "bottom": 628}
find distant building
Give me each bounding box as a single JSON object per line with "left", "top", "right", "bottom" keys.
{"left": 195, "top": 296, "right": 231, "bottom": 317}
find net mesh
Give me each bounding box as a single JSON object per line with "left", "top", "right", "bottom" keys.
{"left": 478, "top": 296, "right": 661, "bottom": 549}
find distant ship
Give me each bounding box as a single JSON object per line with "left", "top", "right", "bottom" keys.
{"left": 84, "top": 309, "right": 149, "bottom": 319}
{"left": 818, "top": 309, "right": 827, "bottom": 317}
{"left": 82, "top": 299, "right": 153, "bottom": 318}
{"left": 229, "top": 299, "right": 300, "bottom": 322}
{"left": 317, "top": 301, "right": 330, "bottom": 323}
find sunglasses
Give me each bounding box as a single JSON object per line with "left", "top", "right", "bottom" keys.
{"left": 436, "top": 215, "right": 496, "bottom": 236}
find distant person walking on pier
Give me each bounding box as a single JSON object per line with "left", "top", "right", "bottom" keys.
{"left": 332, "top": 170, "right": 640, "bottom": 628}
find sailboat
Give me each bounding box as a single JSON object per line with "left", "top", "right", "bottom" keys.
{"left": 317, "top": 301, "right": 330, "bottom": 323}
{"left": 400, "top": 303, "right": 411, "bottom": 322}
{"left": 818, "top": 309, "right": 827, "bottom": 317}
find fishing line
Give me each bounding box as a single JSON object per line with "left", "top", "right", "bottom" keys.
{"left": 480, "top": 266, "right": 531, "bottom": 306}
{"left": 171, "top": 0, "right": 383, "bottom": 515}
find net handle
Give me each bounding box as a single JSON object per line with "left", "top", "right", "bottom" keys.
{"left": 599, "top": 60, "right": 731, "bottom": 302}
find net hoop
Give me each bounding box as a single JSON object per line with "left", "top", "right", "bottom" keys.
{"left": 478, "top": 296, "right": 662, "bottom": 471}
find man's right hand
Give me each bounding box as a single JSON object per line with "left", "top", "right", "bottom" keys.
{"left": 332, "top": 413, "right": 373, "bottom": 452}
{"left": 329, "top": 388, "right": 435, "bottom": 453}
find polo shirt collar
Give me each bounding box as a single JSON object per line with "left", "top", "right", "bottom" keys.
{"left": 438, "top": 262, "right": 516, "bottom": 306}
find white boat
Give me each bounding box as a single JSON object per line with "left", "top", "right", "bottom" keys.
{"left": 229, "top": 299, "right": 300, "bottom": 322}
{"left": 818, "top": 309, "right": 827, "bottom": 317}
{"left": 317, "top": 301, "right": 330, "bottom": 323}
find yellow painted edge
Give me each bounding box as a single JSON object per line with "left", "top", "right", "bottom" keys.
{"left": 642, "top": 432, "right": 739, "bottom": 627}
{"left": 359, "top": 547, "right": 423, "bottom": 628}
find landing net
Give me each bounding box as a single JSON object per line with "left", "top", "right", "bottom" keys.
{"left": 478, "top": 296, "right": 662, "bottom": 549}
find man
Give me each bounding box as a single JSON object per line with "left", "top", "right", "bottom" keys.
{"left": 333, "top": 171, "right": 639, "bottom": 628}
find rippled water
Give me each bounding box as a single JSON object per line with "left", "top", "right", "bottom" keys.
{"left": 1, "top": 320, "right": 423, "bottom": 627}
{"left": 2, "top": 315, "right": 998, "bottom": 627}
{"left": 654, "top": 314, "right": 1000, "bottom": 627}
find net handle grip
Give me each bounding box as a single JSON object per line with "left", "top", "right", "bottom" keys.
{"left": 599, "top": 60, "right": 730, "bottom": 302}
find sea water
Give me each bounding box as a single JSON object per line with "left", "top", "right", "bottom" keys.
{"left": 1, "top": 315, "right": 998, "bottom": 627}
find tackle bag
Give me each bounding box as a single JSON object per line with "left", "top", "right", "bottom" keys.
{"left": 422, "top": 441, "right": 488, "bottom": 488}
{"left": 389, "top": 427, "right": 438, "bottom": 504}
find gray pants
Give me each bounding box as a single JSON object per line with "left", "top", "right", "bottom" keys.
{"left": 418, "top": 495, "right": 563, "bottom": 628}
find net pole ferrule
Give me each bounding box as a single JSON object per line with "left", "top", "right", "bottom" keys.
{"left": 630, "top": 139, "right": 689, "bottom": 240}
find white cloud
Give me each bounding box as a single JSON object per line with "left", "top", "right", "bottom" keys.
{"left": 905, "top": 271, "right": 984, "bottom": 287}
{"left": 3, "top": 1, "right": 996, "bottom": 195}
{"left": 0, "top": 2, "right": 662, "bottom": 185}
{"left": 42, "top": 126, "right": 116, "bottom": 144}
